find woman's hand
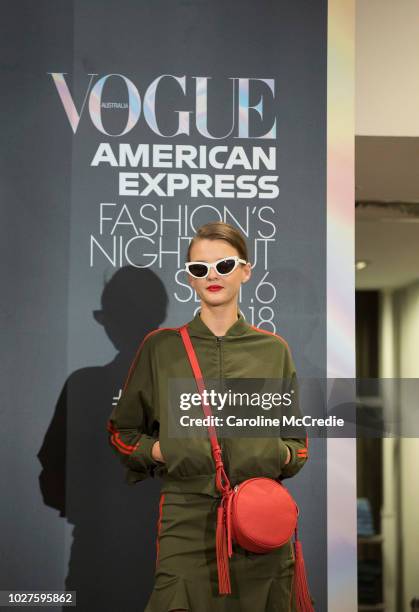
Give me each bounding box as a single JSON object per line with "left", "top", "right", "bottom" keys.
{"left": 151, "top": 440, "right": 165, "bottom": 463}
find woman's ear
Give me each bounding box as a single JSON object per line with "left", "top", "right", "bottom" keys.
{"left": 241, "top": 263, "right": 252, "bottom": 284}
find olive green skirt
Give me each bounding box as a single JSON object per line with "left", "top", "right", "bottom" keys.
{"left": 145, "top": 491, "right": 298, "bottom": 612}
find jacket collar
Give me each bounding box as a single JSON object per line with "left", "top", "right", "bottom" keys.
{"left": 186, "top": 308, "right": 251, "bottom": 338}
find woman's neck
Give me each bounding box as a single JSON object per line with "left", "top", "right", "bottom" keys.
{"left": 199, "top": 303, "right": 239, "bottom": 337}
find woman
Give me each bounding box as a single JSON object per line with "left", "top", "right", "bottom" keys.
{"left": 107, "top": 221, "right": 312, "bottom": 611}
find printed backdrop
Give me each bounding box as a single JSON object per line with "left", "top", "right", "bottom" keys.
{"left": 1, "top": 1, "right": 333, "bottom": 610}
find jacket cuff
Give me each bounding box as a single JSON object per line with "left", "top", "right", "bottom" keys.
{"left": 280, "top": 440, "right": 308, "bottom": 478}
{"left": 126, "top": 435, "right": 159, "bottom": 473}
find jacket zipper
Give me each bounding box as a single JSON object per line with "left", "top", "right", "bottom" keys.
{"left": 216, "top": 336, "right": 224, "bottom": 384}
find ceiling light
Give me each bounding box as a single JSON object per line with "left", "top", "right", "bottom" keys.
{"left": 355, "top": 260, "right": 369, "bottom": 271}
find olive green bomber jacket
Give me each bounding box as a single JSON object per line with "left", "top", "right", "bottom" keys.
{"left": 107, "top": 309, "right": 309, "bottom": 496}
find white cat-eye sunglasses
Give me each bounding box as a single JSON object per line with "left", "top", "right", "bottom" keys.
{"left": 184, "top": 256, "right": 247, "bottom": 279}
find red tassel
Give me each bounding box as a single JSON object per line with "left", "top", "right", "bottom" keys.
{"left": 294, "top": 533, "right": 314, "bottom": 612}
{"left": 216, "top": 503, "right": 231, "bottom": 594}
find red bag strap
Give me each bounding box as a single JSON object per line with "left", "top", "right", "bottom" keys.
{"left": 179, "top": 324, "right": 235, "bottom": 594}
{"left": 179, "top": 324, "right": 231, "bottom": 494}
{"left": 179, "top": 324, "right": 231, "bottom": 495}
{"left": 179, "top": 325, "right": 217, "bottom": 438}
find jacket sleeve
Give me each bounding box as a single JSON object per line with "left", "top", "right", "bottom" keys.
{"left": 107, "top": 332, "right": 160, "bottom": 485}
{"left": 279, "top": 344, "right": 309, "bottom": 480}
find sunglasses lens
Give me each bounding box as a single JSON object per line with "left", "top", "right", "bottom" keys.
{"left": 188, "top": 264, "right": 208, "bottom": 277}
{"left": 216, "top": 258, "right": 236, "bottom": 275}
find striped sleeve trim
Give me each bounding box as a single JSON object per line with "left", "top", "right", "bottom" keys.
{"left": 251, "top": 325, "right": 309, "bottom": 459}
{"left": 107, "top": 326, "right": 179, "bottom": 456}
{"left": 121, "top": 326, "right": 178, "bottom": 392}
{"left": 249, "top": 324, "right": 289, "bottom": 350}
{"left": 107, "top": 420, "right": 139, "bottom": 455}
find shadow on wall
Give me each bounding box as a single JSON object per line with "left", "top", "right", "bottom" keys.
{"left": 37, "top": 266, "right": 168, "bottom": 611}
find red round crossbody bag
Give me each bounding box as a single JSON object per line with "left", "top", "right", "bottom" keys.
{"left": 179, "top": 324, "right": 314, "bottom": 611}
{"left": 230, "top": 477, "right": 298, "bottom": 552}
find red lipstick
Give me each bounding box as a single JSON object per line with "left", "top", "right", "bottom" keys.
{"left": 207, "top": 285, "right": 223, "bottom": 292}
